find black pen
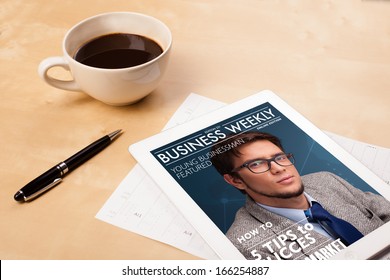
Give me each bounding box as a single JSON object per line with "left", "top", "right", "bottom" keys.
{"left": 14, "top": 129, "right": 122, "bottom": 202}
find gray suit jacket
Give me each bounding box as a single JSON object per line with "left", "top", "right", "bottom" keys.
{"left": 226, "top": 172, "right": 390, "bottom": 260}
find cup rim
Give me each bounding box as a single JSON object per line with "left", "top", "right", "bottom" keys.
{"left": 62, "top": 11, "right": 172, "bottom": 71}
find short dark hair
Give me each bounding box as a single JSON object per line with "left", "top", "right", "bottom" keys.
{"left": 210, "top": 131, "right": 284, "bottom": 175}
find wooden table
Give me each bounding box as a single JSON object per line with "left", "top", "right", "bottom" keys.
{"left": 1, "top": 0, "right": 389, "bottom": 259}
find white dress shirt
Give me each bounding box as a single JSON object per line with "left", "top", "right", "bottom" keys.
{"left": 256, "top": 192, "right": 334, "bottom": 239}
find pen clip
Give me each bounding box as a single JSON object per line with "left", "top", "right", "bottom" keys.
{"left": 24, "top": 178, "right": 63, "bottom": 202}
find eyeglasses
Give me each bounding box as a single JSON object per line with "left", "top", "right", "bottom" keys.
{"left": 231, "top": 153, "right": 295, "bottom": 174}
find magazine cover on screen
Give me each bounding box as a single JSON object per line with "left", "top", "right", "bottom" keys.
{"left": 130, "top": 90, "right": 390, "bottom": 260}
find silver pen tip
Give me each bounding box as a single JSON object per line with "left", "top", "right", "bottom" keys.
{"left": 108, "top": 129, "right": 123, "bottom": 141}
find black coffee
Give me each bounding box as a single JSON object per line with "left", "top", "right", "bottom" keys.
{"left": 74, "top": 33, "right": 163, "bottom": 69}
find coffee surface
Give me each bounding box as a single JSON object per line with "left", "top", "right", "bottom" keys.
{"left": 74, "top": 33, "right": 163, "bottom": 69}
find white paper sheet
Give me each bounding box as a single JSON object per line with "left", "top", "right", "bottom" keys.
{"left": 96, "top": 93, "right": 390, "bottom": 259}
{"left": 96, "top": 94, "right": 224, "bottom": 259}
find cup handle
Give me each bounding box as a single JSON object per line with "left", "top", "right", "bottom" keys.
{"left": 38, "top": 56, "right": 81, "bottom": 91}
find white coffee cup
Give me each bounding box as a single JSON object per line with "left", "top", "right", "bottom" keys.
{"left": 38, "top": 12, "right": 172, "bottom": 106}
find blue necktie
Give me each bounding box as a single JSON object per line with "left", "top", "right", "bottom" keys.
{"left": 306, "top": 202, "right": 364, "bottom": 246}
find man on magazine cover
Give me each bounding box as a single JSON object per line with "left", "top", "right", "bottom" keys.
{"left": 210, "top": 131, "right": 390, "bottom": 260}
